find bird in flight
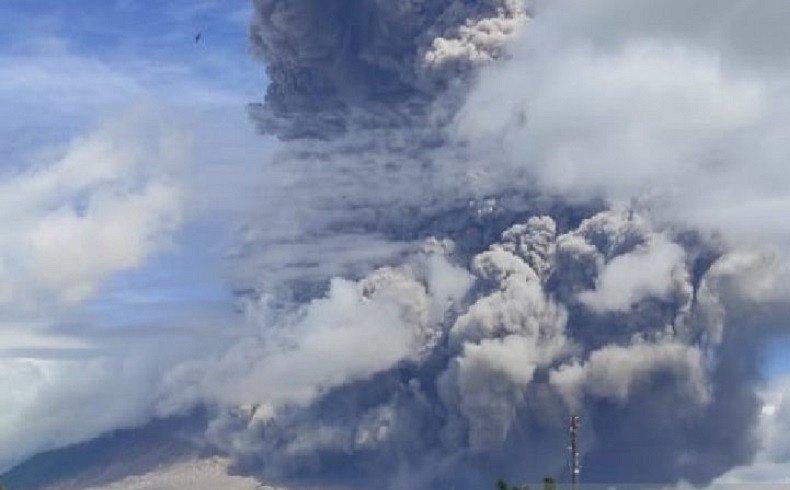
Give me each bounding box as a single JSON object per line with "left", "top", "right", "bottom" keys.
{"left": 194, "top": 32, "right": 202, "bottom": 43}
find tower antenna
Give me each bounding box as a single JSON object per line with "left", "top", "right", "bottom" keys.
{"left": 569, "top": 415, "right": 581, "bottom": 490}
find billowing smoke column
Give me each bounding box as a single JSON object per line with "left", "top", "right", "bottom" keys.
{"left": 192, "top": 1, "right": 785, "bottom": 488}
{"left": 233, "top": 0, "right": 541, "bottom": 299}
{"left": 249, "top": 0, "right": 528, "bottom": 140}
{"left": 212, "top": 209, "right": 766, "bottom": 488}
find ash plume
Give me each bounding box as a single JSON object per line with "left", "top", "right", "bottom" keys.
{"left": 195, "top": 207, "right": 770, "bottom": 488}
{"left": 248, "top": 0, "right": 528, "bottom": 140}
{"left": 7, "top": 2, "right": 790, "bottom": 488}
{"left": 162, "top": 1, "right": 790, "bottom": 489}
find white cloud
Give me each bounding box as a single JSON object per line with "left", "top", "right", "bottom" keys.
{"left": 0, "top": 354, "right": 160, "bottom": 472}
{"left": 0, "top": 107, "right": 187, "bottom": 308}
{"left": 455, "top": 0, "right": 790, "bottom": 252}
{"left": 0, "top": 106, "right": 199, "bottom": 473}
{"left": 0, "top": 5, "right": 274, "bottom": 477}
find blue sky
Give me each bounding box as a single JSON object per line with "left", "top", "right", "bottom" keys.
{"left": 0, "top": 0, "right": 271, "bottom": 334}
{"left": 766, "top": 335, "right": 790, "bottom": 378}
{"left": 0, "top": 3, "right": 280, "bottom": 470}
{"left": 1, "top": 0, "right": 261, "bottom": 161}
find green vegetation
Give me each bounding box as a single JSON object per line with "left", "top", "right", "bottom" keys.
{"left": 495, "top": 478, "right": 532, "bottom": 490}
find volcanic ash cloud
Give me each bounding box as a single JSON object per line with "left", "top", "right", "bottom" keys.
{"left": 176, "top": 1, "right": 790, "bottom": 488}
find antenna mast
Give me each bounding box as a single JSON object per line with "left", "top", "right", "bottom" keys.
{"left": 569, "top": 415, "right": 581, "bottom": 490}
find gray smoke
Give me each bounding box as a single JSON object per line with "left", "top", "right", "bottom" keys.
{"left": 233, "top": 1, "right": 552, "bottom": 302}
{"left": 171, "top": 1, "right": 790, "bottom": 489}
{"left": 249, "top": 0, "right": 528, "bottom": 140}
{"left": 200, "top": 209, "right": 773, "bottom": 488}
